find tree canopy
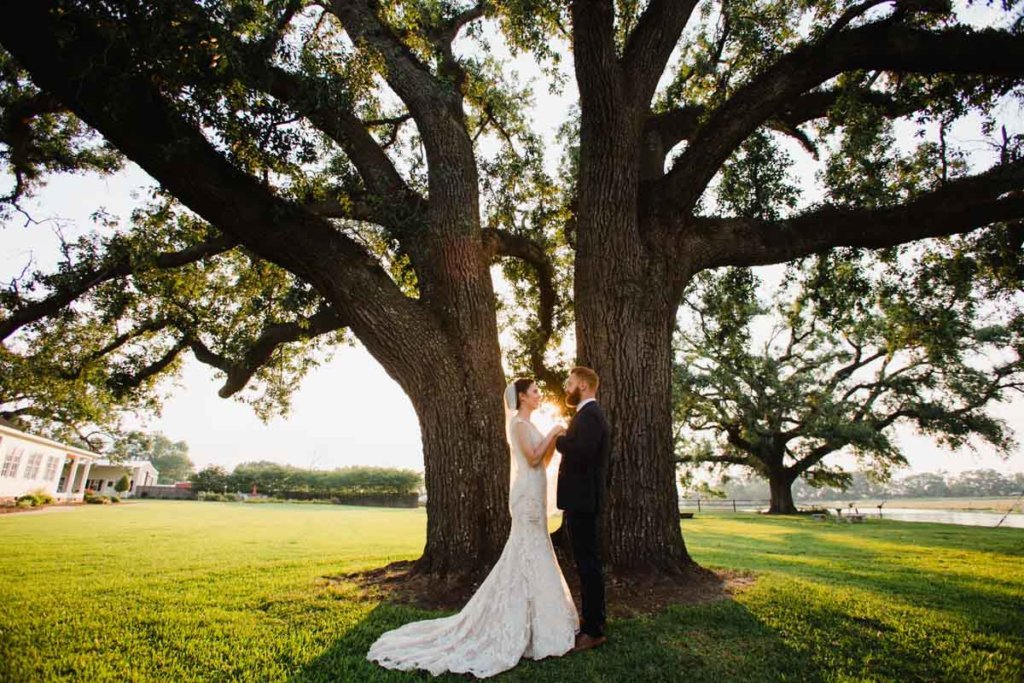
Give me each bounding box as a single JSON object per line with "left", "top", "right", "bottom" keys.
{"left": 111, "top": 430, "right": 195, "bottom": 482}
{"left": 674, "top": 238, "right": 1024, "bottom": 512}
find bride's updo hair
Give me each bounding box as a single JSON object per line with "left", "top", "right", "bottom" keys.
{"left": 513, "top": 377, "right": 535, "bottom": 408}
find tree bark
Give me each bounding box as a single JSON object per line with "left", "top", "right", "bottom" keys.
{"left": 572, "top": 109, "right": 692, "bottom": 572}
{"left": 569, "top": 0, "right": 694, "bottom": 574}
{"left": 411, "top": 359, "right": 510, "bottom": 576}
{"left": 575, "top": 214, "right": 696, "bottom": 571}
{"left": 767, "top": 471, "right": 798, "bottom": 514}
{"left": 580, "top": 295, "right": 694, "bottom": 571}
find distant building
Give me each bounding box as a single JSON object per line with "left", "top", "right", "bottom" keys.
{"left": 135, "top": 481, "right": 195, "bottom": 499}
{"left": 0, "top": 421, "right": 101, "bottom": 503}
{"left": 0, "top": 421, "right": 161, "bottom": 503}
{"left": 85, "top": 459, "right": 160, "bottom": 498}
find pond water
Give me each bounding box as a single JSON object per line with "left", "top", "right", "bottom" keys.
{"left": 858, "top": 507, "right": 1024, "bottom": 529}
{"left": 682, "top": 501, "right": 1024, "bottom": 528}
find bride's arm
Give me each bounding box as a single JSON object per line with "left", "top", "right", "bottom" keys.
{"left": 514, "top": 423, "right": 565, "bottom": 468}
{"left": 540, "top": 429, "right": 562, "bottom": 468}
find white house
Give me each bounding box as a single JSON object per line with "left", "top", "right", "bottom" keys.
{"left": 85, "top": 459, "right": 159, "bottom": 498}
{"left": 0, "top": 421, "right": 162, "bottom": 503}
{"left": 0, "top": 421, "right": 102, "bottom": 503}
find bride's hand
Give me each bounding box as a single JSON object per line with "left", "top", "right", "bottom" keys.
{"left": 550, "top": 424, "right": 567, "bottom": 437}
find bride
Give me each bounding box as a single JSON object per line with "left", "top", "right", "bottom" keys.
{"left": 366, "top": 377, "right": 580, "bottom": 678}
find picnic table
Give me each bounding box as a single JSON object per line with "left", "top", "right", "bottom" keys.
{"left": 833, "top": 507, "right": 865, "bottom": 523}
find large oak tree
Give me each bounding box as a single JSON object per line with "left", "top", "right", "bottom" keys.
{"left": 2, "top": 0, "right": 1024, "bottom": 577}
{"left": 674, "top": 245, "right": 1024, "bottom": 514}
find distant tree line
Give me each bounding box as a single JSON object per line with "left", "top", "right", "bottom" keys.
{"left": 190, "top": 461, "right": 422, "bottom": 498}
{"left": 111, "top": 430, "right": 195, "bottom": 484}
{"left": 684, "top": 469, "right": 1024, "bottom": 501}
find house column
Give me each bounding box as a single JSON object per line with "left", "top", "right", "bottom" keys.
{"left": 77, "top": 461, "right": 93, "bottom": 495}
{"left": 62, "top": 457, "right": 79, "bottom": 500}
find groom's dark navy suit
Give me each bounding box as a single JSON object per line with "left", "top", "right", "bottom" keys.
{"left": 556, "top": 399, "right": 610, "bottom": 638}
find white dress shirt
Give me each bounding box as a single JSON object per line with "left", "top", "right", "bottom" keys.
{"left": 575, "top": 397, "right": 597, "bottom": 413}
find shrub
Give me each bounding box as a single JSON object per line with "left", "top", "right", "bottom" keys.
{"left": 14, "top": 490, "right": 54, "bottom": 507}
{"left": 29, "top": 490, "right": 55, "bottom": 505}
{"left": 114, "top": 475, "right": 130, "bottom": 494}
{"left": 15, "top": 498, "right": 35, "bottom": 508}
{"left": 198, "top": 491, "right": 242, "bottom": 502}
{"left": 109, "top": 495, "right": 120, "bottom": 503}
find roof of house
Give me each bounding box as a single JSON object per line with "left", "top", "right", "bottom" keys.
{"left": 91, "top": 459, "right": 160, "bottom": 473}
{"left": 0, "top": 422, "right": 102, "bottom": 460}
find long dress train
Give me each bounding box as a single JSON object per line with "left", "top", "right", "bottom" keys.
{"left": 366, "top": 416, "right": 578, "bottom": 678}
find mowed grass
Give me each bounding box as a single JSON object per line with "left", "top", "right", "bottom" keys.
{"left": 0, "top": 502, "right": 1021, "bottom": 682}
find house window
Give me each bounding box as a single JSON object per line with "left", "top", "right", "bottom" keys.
{"left": 24, "top": 452, "right": 44, "bottom": 479}
{"left": 1, "top": 447, "right": 25, "bottom": 478}
{"left": 43, "top": 456, "right": 60, "bottom": 481}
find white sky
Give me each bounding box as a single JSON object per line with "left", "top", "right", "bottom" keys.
{"left": 2, "top": 4, "right": 1022, "bottom": 477}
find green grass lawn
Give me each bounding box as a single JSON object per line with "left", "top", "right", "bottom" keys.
{"left": 1, "top": 501, "right": 1021, "bottom": 682}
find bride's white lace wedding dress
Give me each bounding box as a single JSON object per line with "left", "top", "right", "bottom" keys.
{"left": 366, "top": 415, "right": 579, "bottom": 678}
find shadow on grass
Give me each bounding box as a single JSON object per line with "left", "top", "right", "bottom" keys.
{"left": 688, "top": 516, "right": 1024, "bottom": 640}
{"left": 289, "top": 596, "right": 823, "bottom": 683}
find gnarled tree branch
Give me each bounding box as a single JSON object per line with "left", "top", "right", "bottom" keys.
{"left": 182, "top": 307, "right": 348, "bottom": 397}
{"left": 0, "top": 235, "right": 237, "bottom": 342}
{"left": 323, "top": 0, "right": 461, "bottom": 121}
{"left": 58, "top": 319, "right": 174, "bottom": 381}
{"left": 481, "top": 228, "right": 561, "bottom": 389}
{"left": 622, "top": 0, "right": 699, "bottom": 109}
{"left": 653, "top": 23, "right": 1024, "bottom": 218}
{"left": 0, "top": 1, "right": 447, "bottom": 392}
{"left": 107, "top": 340, "right": 189, "bottom": 399}
{"left": 689, "top": 159, "right": 1024, "bottom": 270}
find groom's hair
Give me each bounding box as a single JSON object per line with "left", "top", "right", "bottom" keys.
{"left": 570, "top": 366, "right": 600, "bottom": 390}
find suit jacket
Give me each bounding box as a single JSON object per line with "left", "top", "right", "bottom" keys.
{"left": 555, "top": 400, "right": 610, "bottom": 513}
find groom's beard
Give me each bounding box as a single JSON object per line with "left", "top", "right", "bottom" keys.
{"left": 565, "top": 387, "right": 582, "bottom": 408}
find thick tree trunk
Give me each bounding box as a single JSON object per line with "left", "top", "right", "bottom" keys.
{"left": 411, "top": 375, "right": 510, "bottom": 576}
{"left": 767, "top": 472, "right": 798, "bottom": 514}
{"left": 581, "top": 300, "right": 693, "bottom": 572}
{"left": 408, "top": 124, "right": 512, "bottom": 576}
{"left": 333, "top": 289, "right": 509, "bottom": 578}
{"left": 572, "top": 84, "right": 694, "bottom": 572}
{"left": 363, "top": 183, "right": 510, "bottom": 577}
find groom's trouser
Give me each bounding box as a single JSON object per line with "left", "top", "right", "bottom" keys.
{"left": 564, "top": 510, "right": 606, "bottom": 637}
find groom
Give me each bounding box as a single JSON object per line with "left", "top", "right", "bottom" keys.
{"left": 556, "top": 366, "right": 611, "bottom": 652}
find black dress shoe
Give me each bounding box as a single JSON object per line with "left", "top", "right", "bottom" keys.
{"left": 572, "top": 634, "right": 608, "bottom": 653}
